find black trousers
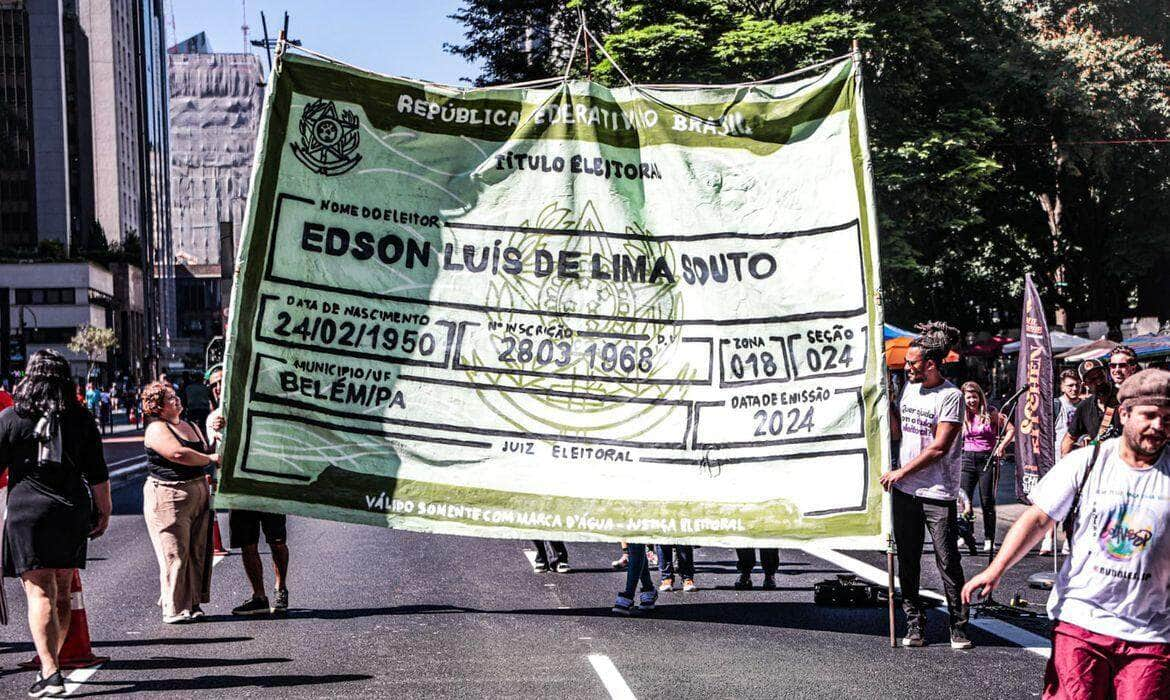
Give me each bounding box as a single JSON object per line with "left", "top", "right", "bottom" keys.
{"left": 735, "top": 548, "right": 779, "bottom": 576}
{"left": 891, "top": 488, "right": 968, "bottom": 627}
{"left": 532, "top": 541, "right": 567, "bottom": 565}
{"left": 960, "top": 450, "right": 998, "bottom": 541}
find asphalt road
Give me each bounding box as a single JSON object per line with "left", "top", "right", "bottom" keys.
{"left": 0, "top": 434, "right": 1055, "bottom": 698}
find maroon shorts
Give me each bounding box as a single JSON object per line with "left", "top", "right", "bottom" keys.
{"left": 1043, "top": 621, "right": 1170, "bottom": 699}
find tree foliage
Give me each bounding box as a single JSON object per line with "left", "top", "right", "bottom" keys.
{"left": 448, "top": 0, "right": 1170, "bottom": 331}
{"left": 68, "top": 324, "right": 118, "bottom": 380}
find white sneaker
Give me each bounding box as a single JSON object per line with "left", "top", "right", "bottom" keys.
{"left": 163, "top": 611, "right": 192, "bottom": 624}
{"left": 983, "top": 541, "right": 994, "bottom": 553}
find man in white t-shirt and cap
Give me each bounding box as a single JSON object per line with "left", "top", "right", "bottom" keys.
{"left": 964, "top": 369, "right": 1170, "bottom": 698}
{"left": 882, "top": 321, "right": 970, "bottom": 649}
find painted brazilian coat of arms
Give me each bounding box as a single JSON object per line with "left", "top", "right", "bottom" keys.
{"left": 290, "top": 99, "right": 362, "bottom": 176}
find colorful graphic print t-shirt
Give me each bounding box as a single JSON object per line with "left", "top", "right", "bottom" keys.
{"left": 897, "top": 380, "right": 963, "bottom": 500}
{"left": 1031, "top": 438, "right": 1170, "bottom": 643}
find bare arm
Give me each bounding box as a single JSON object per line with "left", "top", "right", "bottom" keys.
{"left": 994, "top": 411, "right": 1015, "bottom": 457}
{"left": 1060, "top": 432, "right": 1075, "bottom": 457}
{"left": 144, "top": 422, "right": 219, "bottom": 467}
{"left": 89, "top": 480, "right": 112, "bottom": 537}
{"left": 888, "top": 400, "right": 902, "bottom": 442}
{"left": 880, "top": 420, "right": 959, "bottom": 490}
{"left": 962, "top": 505, "right": 1054, "bottom": 603}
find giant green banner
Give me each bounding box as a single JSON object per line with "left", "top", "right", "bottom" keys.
{"left": 218, "top": 51, "right": 890, "bottom": 547}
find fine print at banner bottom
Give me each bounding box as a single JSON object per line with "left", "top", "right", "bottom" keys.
{"left": 216, "top": 50, "right": 890, "bottom": 548}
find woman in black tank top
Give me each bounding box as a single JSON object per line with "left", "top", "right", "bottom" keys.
{"left": 141, "top": 382, "right": 220, "bottom": 624}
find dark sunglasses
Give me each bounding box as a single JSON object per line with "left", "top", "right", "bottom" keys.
{"left": 1109, "top": 361, "right": 1134, "bottom": 368}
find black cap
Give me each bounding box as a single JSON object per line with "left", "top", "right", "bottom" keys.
{"left": 1078, "top": 358, "right": 1106, "bottom": 379}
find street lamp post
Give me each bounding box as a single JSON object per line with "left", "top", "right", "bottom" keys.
{"left": 17, "top": 305, "right": 38, "bottom": 372}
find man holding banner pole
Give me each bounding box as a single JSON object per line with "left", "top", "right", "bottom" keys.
{"left": 881, "top": 322, "right": 970, "bottom": 649}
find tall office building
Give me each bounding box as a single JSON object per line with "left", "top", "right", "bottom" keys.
{"left": 167, "top": 37, "right": 263, "bottom": 363}
{"left": 74, "top": 0, "right": 173, "bottom": 377}
{"left": 0, "top": 0, "right": 172, "bottom": 383}
{"left": 0, "top": 0, "right": 87, "bottom": 249}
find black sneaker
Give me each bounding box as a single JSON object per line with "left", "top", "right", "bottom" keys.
{"left": 733, "top": 574, "right": 753, "bottom": 590}
{"left": 902, "top": 619, "right": 925, "bottom": 647}
{"left": 28, "top": 670, "right": 65, "bottom": 698}
{"left": 272, "top": 588, "right": 289, "bottom": 613}
{"left": 189, "top": 605, "right": 206, "bottom": 620}
{"left": 950, "top": 624, "right": 974, "bottom": 650}
{"left": 232, "top": 596, "right": 271, "bottom": 616}
{"left": 761, "top": 575, "right": 777, "bottom": 590}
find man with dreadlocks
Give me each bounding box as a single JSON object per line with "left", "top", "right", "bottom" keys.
{"left": 882, "top": 322, "right": 971, "bottom": 649}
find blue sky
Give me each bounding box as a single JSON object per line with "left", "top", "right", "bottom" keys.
{"left": 170, "top": 0, "right": 481, "bottom": 85}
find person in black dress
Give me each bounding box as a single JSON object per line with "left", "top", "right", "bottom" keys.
{"left": 0, "top": 350, "right": 111, "bottom": 697}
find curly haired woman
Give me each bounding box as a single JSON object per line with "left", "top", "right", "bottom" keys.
{"left": 141, "top": 381, "right": 219, "bottom": 624}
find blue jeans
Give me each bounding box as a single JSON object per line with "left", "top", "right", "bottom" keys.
{"left": 622, "top": 542, "right": 654, "bottom": 597}
{"left": 656, "top": 544, "right": 694, "bottom": 579}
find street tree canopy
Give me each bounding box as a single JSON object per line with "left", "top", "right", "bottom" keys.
{"left": 448, "top": 0, "right": 1170, "bottom": 332}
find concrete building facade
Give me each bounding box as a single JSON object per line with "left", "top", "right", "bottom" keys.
{"left": 0, "top": 262, "right": 115, "bottom": 380}
{"left": 167, "top": 45, "right": 263, "bottom": 365}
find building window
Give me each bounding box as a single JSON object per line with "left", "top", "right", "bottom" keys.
{"left": 14, "top": 288, "right": 77, "bottom": 305}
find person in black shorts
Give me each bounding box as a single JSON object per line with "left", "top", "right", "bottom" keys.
{"left": 228, "top": 509, "right": 289, "bottom": 615}
{"left": 206, "top": 366, "right": 291, "bottom": 616}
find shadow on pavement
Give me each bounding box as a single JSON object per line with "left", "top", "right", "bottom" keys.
{"left": 92, "top": 636, "right": 252, "bottom": 648}
{"left": 99, "top": 656, "right": 290, "bottom": 671}
{"left": 69, "top": 673, "right": 373, "bottom": 696}
{"left": 200, "top": 604, "right": 479, "bottom": 623}
{"left": 495, "top": 601, "right": 1020, "bottom": 647}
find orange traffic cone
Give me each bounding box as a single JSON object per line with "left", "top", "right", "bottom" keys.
{"left": 22, "top": 570, "right": 109, "bottom": 670}
{"left": 212, "top": 515, "right": 228, "bottom": 556}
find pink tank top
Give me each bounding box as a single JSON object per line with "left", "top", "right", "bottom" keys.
{"left": 963, "top": 414, "right": 997, "bottom": 452}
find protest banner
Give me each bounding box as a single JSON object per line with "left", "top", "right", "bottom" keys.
{"left": 216, "top": 46, "right": 890, "bottom": 547}
{"left": 1013, "top": 273, "right": 1055, "bottom": 503}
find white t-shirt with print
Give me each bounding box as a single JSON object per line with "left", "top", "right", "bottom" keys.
{"left": 896, "top": 380, "right": 963, "bottom": 500}
{"left": 1030, "top": 438, "right": 1170, "bottom": 643}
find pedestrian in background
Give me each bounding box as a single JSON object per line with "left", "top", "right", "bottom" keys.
{"left": 0, "top": 350, "right": 111, "bottom": 698}
{"left": 612, "top": 540, "right": 657, "bottom": 615}
{"left": 734, "top": 548, "right": 779, "bottom": 589}
{"left": 1040, "top": 369, "right": 1082, "bottom": 555}
{"left": 656, "top": 543, "right": 696, "bottom": 592}
{"left": 959, "top": 381, "right": 1011, "bottom": 553}
{"left": 531, "top": 541, "right": 570, "bottom": 573}
{"left": 964, "top": 369, "right": 1170, "bottom": 699}
{"left": 98, "top": 387, "right": 113, "bottom": 435}
{"left": 141, "top": 382, "right": 218, "bottom": 624}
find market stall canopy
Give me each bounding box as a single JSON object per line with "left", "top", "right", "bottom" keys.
{"left": 1056, "top": 337, "right": 1117, "bottom": 362}
{"left": 885, "top": 335, "right": 960, "bottom": 369}
{"left": 964, "top": 335, "right": 1015, "bottom": 357}
{"left": 1002, "top": 330, "right": 1089, "bottom": 354}
{"left": 1125, "top": 334, "right": 1170, "bottom": 360}
{"left": 883, "top": 323, "right": 915, "bottom": 341}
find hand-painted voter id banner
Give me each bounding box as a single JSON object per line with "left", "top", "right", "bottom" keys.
{"left": 217, "top": 49, "right": 890, "bottom": 547}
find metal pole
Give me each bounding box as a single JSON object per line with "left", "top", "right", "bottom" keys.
{"left": 0, "top": 287, "right": 8, "bottom": 384}
{"left": 887, "top": 533, "right": 897, "bottom": 647}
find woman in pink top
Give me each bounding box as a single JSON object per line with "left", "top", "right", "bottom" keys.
{"left": 959, "top": 382, "right": 1012, "bottom": 552}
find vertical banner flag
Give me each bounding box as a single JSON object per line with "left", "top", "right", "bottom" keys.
{"left": 216, "top": 49, "right": 889, "bottom": 547}
{"left": 1014, "top": 274, "right": 1054, "bottom": 502}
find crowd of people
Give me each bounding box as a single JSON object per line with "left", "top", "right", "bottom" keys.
{"left": 0, "top": 324, "right": 1167, "bottom": 697}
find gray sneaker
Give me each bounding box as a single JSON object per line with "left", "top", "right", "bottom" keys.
{"left": 271, "top": 588, "right": 289, "bottom": 613}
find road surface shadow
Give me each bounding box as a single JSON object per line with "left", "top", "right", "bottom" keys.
{"left": 496, "top": 601, "right": 1018, "bottom": 646}
{"left": 92, "top": 636, "right": 253, "bottom": 648}
{"left": 99, "top": 656, "right": 290, "bottom": 671}
{"left": 69, "top": 673, "right": 373, "bottom": 696}
{"left": 200, "top": 604, "right": 479, "bottom": 623}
